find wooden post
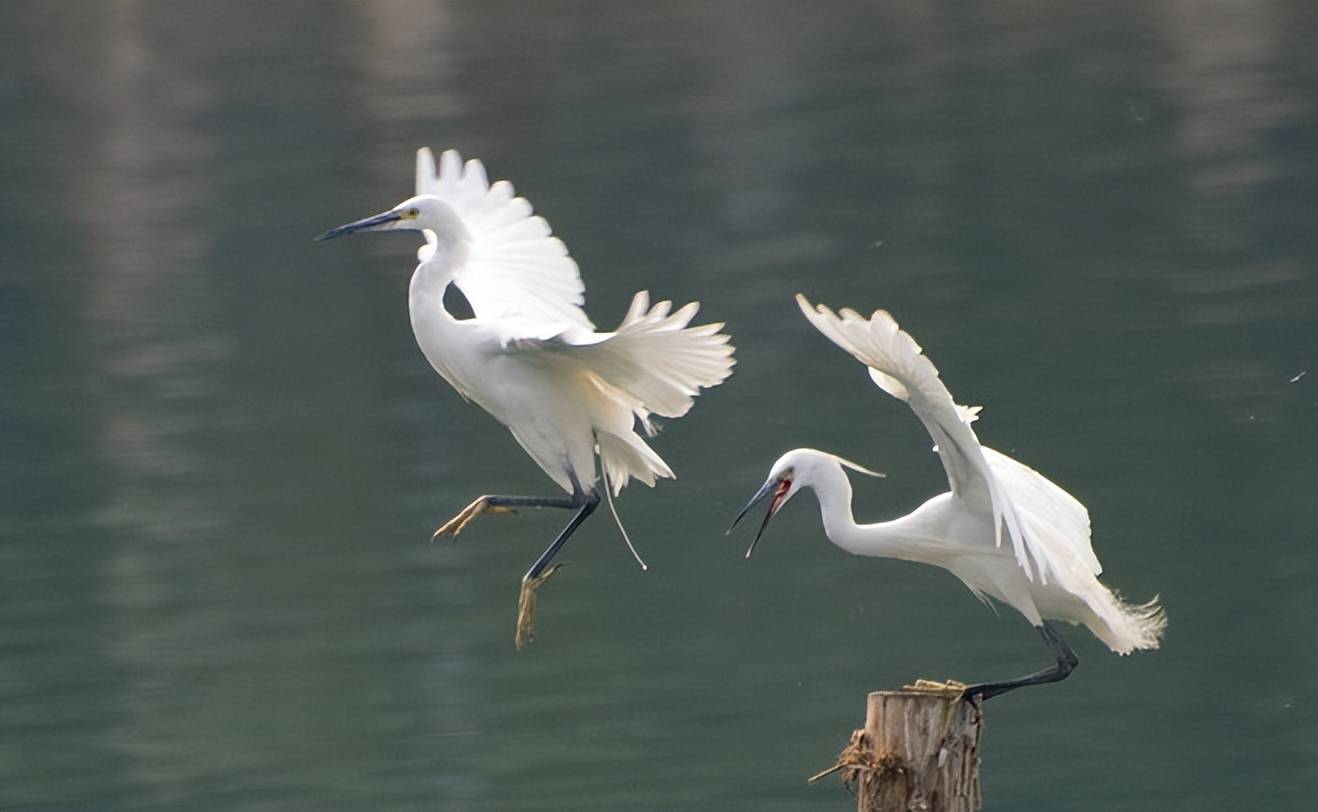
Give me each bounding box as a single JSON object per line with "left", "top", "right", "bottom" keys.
{"left": 812, "top": 688, "right": 983, "bottom": 812}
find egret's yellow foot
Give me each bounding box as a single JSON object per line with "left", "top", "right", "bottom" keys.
{"left": 431, "top": 496, "right": 515, "bottom": 541}
{"left": 902, "top": 678, "right": 970, "bottom": 698}
{"left": 514, "top": 565, "right": 562, "bottom": 650}
{"left": 903, "top": 678, "right": 978, "bottom": 744}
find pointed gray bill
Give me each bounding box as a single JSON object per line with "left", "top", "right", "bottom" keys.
{"left": 728, "top": 477, "right": 789, "bottom": 559}
{"left": 315, "top": 209, "right": 402, "bottom": 242}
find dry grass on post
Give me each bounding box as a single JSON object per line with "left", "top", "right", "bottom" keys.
{"left": 810, "top": 683, "right": 983, "bottom": 812}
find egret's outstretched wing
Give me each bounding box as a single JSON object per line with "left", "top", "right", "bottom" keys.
{"left": 797, "top": 294, "right": 1061, "bottom": 583}
{"left": 514, "top": 291, "right": 736, "bottom": 426}
{"left": 415, "top": 148, "right": 594, "bottom": 330}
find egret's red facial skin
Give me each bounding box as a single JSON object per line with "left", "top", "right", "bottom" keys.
{"left": 769, "top": 479, "right": 792, "bottom": 515}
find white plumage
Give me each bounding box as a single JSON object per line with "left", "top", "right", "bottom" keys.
{"left": 400, "top": 149, "right": 734, "bottom": 497}
{"left": 319, "top": 148, "right": 734, "bottom": 647}
{"left": 734, "top": 294, "right": 1164, "bottom": 698}
{"left": 413, "top": 148, "right": 593, "bottom": 331}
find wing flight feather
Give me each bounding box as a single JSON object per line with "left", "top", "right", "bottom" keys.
{"left": 796, "top": 293, "right": 1071, "bottom": 583}
{"left": 415, "top": 148, "right": 593, "bottom": 330}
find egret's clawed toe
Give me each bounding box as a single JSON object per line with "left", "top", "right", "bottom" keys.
{"left": 903, "top": 678, "right": 970, "bottom": 698}
{"left": 515, "top": 565, "right": 564, "bottom": 650}
{"left": 431, "top": 496, "right": 515, "bottom": 541}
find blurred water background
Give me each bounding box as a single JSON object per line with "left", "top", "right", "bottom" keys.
{"left": 1, "top": 1, "right": 1314, "bottom": 809}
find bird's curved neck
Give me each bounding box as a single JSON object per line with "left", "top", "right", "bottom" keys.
{"left": 807, "top": 462, "right": 861, "bottom": 546}
{"left": 406, "top": 243, "right": 477, "bottom": 397}
{"left": 408, "top": 245, "right": 459, "bottom": 321}
{"left": 806, "top": 463, "right": 927, "bottom": 562}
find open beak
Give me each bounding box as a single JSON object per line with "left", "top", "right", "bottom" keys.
{"left": 728, "top": 477, "right": 791, "bottom": 559}
{"left": 315, "top": 209, "right": 403, "bottom": 242}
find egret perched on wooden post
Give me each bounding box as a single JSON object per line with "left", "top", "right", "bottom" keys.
{"left": 319, "top": 149, "right": 735, "bottom": 649}
{"left": 731, "top": 295, "right": 1164, "bottom": 699}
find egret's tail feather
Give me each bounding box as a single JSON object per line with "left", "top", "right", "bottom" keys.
{"left": 596, "top": 428, "right": 674, "bottom": 496}
{"left": 1087, "top": 591, "right": 1167, "bottom": 654}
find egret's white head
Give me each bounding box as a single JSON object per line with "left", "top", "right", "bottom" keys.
{"left": 316, "top": 194, "right": 469, "bottom": 245}
{"left": 729, "top": 448, "right": 883, "bottom": 558}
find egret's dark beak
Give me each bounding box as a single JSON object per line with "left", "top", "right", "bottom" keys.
{"left": 315, "top": 209, "right": 403, "bottom": 242}
{"left": 728, "top": 477, "right": 791, "bottom": 559}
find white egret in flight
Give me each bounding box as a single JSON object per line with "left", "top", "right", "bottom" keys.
{"left": 319, "top": 149, "right": 734, "bottom": 648}
{"left": 731, "top": 295, "right": 1164, "bottom": 699}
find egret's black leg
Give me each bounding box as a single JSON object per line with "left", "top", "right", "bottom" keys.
{"left": 961, "top": 622, "right": 1079, "bottom": 702}
{"left": 432, "top": 494, "right": 580, "bottom": 540}
{"left": 524, "top": 489, "right": 600, "bottom": 580}
{"left": 515, "top": 488, "right": 600, "bottom": 649}
{"left": 473, "top": 495, "right": 580, "bottom": 511}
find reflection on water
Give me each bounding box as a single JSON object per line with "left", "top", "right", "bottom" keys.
{"left": 1, "top": 1, "right": 1313, "bottom": 809}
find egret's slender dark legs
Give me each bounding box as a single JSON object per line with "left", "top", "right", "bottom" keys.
{"left": 515, "top": 489, "right": 600, "bottom": 649}
{"left": 962, "top": 622, "right": 1079, "bottom": 701}
{"left": 524, "top": 490, "right": 600, "bottom": 580}
{"left": 432, "top": 483, "right": 602, "bottom": 648}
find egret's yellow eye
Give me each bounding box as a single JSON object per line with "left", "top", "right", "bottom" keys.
{"left": 403, "top": 208, "right": 420, "bottom": 220}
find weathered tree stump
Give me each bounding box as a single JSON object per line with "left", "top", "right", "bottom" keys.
{"left": 813, "top": 688, "right": 983, "bottom": 812}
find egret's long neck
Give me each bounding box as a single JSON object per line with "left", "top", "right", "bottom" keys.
{"left": 407, "top": 239, "right": 472, "bottom": 394}
{"left": 408, "top": 239, "right": 459, "bottom": 320}
{"left": 807, "top": 462, "right": 861, "bottom": 548}
{"left": 807, "top": 462, "right": 930, "bottom": 563}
